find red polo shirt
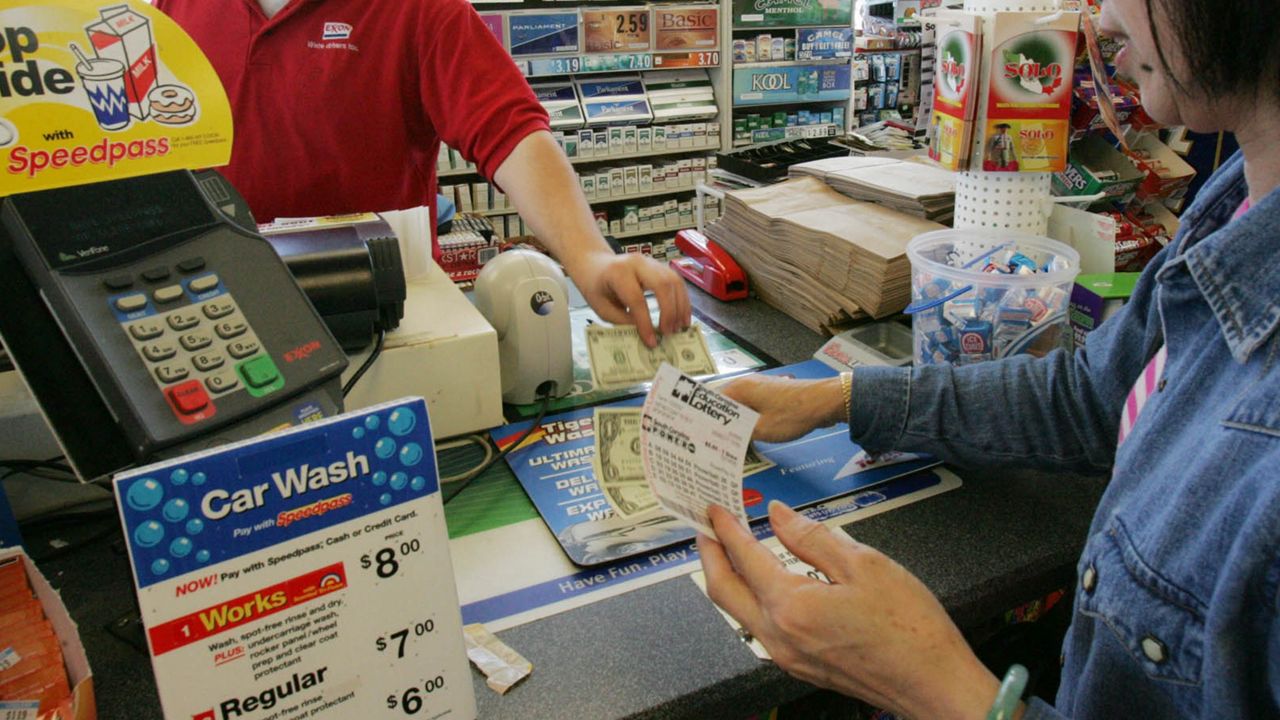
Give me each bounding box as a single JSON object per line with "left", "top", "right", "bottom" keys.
{"left": 156, "top": 0, "right": 549, "bottom": 246}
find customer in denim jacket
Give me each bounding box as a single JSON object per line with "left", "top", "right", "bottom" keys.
{"left": 699, "top": 0, "right": 1280, "bottom": 717}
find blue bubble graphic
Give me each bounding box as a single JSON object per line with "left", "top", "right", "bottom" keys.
{"left": 170, "top": 468, "right": 189, "bottom": 486}
{"left": 390, "top": 472, "right": 408, "bottom": 491}
{"left": 352, "top": 427, "right": 366, "bottom": 440}
{"left": 170, "top": 537, "right": 193, "bottom": 558}
{"left": 134, "top": 520, "right": 165, "bottom": 548}
{"left": 379, "top": 493, "right": 392, "bottom": 506}
{"left": 192, "top": 472, "right": 207, "bottom": 486}
{"left": 388, "top": 407, "right": 417, "bottom": 436}
{"left": 126, "top": 479, "right": 164, "bottom": 511}
{"left": 374, "top": 437, "right": 397, "bottom": 459}
{"left": 371, "top": 471, "right": 388, "bottom": 487}
{"left": 399, "top": 442, "right": 423, "bottom": 467}
{"left": 151, "top": 558, "right": 170, "bottom": 576}
{"left": 364, "top": 415, "right": 381, "bottom": 430}
{"left": 196, "top": 549, "right": 211, "bottom": 563}
{"left": 186, "top": 518, "right": 205, "bottom": 535}
{"left": 162, "top": 498, "right": 190, "bottom": 523}
{"left": 410, "top": 476, "right": 426, "bottom": 492}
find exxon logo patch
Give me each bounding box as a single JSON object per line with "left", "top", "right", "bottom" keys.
{"left": 322, "top": 22, "right": 352, "bottom": 40}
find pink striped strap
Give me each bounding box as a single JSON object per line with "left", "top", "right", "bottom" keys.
{"left": 1117, "top": 344, "right": 1167, "bottom": 446}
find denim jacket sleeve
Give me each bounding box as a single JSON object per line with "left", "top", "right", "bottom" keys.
{"left": 1023, "top": 697, "right": 1070, "bottom": 720}
{"left": 846, "top": 244, "right": 1173, "bottom": 473}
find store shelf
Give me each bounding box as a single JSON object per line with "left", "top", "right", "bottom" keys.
{"left": 516, "top": 52, "right": 719, "bottom": 79}
{"left": 732, "top": 96, "right": 851, "bottom": 109}
{"left": 477, "top": 185, "right": 696, "bottom": 217}
{"left": 731, "top": 23, "right": 853, "bottom": 31}
{"left": 733, "top": 58, "right": 850, "bottom": 68}
{"left": 611, "top": 223, "right": 695, "bottom": 241}
{"left": 587, "top": 185, "right": 699, "bottom": 205}
{"left": 570, "top": 145, "right": 715, "bottom": 166}
{"left": 439, "top": 167, "right": 479, "bottom": 178}
{"left": 855, "top": 47, "right": 920, "bottom": 54}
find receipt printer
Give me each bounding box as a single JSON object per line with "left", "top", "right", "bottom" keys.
{"left": 260, "top": 216, "right": 407, "bottom": 353}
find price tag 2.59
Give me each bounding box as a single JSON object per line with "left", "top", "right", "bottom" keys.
{"left": 583, "top": 9, "right": 652, "bottom": 53}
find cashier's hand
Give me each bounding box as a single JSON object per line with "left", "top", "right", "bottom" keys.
{"left": 565, "top": 250, "right": 691, "bottom": 348}
{"left": 720, "top": 375, "right": 845, "bottom": 443}
{"left": 698, "top": 502, "right": 1004, "bottom": 720}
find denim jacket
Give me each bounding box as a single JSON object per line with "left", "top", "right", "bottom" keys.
{"left": 850, "top": 151, "right": 1280, "bottom": 718}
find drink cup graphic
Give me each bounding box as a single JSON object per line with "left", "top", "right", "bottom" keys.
{"left": 77, "top": 56, "right": 131, "bottom": 131}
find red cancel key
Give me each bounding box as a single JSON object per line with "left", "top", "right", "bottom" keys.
{"left": 167, "top": 379, "right": 210, "bottom": 416}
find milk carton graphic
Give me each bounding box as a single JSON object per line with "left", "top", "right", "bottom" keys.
{"left": 86, "top": 5, "right": 158, "bottom": 120}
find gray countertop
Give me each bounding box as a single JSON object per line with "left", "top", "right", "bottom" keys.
{"left": 27, "top": 289, "right": 1107, "bottom": 719}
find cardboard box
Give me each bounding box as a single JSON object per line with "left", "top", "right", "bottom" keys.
{"left": 1128, "top": 133, "right": 1196, "bottom": 201}
{"left": 578, "top": 129, "right": 595, "bottom": 157}
{"left": 0, "top": 548, "right": 96, "bottom": 720}
{"left": 1052, "top": 135, "right": 1145, "bottom": 207}
{"left": 596, "top": 171, "right": 612, "bottom": 198}
{"left": 1069, "top": 273, "right": 1140, "bottom": 349}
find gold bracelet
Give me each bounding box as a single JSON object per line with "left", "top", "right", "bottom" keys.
{"left": 839, "top": 371, "right": 853, "bottom": 426}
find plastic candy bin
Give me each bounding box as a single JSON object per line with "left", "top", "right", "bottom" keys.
{"left": 905, "top": 230, "right": 1080, "bottom": 366}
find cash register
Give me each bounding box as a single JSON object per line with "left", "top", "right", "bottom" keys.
{"left": 0, "top": 170, "right": 349, "bottom": 482}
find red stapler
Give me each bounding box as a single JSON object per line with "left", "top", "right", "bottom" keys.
{"left": 670, "top": 229, "right": 749, "bottom": 301}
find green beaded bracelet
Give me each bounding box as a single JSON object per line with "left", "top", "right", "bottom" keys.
{"left": 986, "top": 664, "right": 1028, "bottom": 720}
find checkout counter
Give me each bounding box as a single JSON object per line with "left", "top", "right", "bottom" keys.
{"left": 17, "top": 286, "right": 1107, "bottom": 719}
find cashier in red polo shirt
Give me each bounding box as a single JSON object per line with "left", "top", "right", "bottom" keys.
{"left": 155, "top": 0, "right": 690, "bottom": 346}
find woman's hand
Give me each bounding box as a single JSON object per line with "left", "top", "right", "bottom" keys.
{"left": 698, "top": 502, "right": 1005, "bottom": 720}
{"left": 719, "top": 374, "right": 846, "bottom": 442}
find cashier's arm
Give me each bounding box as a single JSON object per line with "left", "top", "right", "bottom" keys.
{"left": 494, "top": 130, "right": 691, "bottom": 347}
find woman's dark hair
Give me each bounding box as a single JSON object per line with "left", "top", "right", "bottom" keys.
{"left": 1146, "top": 0, "right": 1280, "bottom": 101}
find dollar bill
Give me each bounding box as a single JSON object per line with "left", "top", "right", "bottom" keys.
{"left": 593, "top": 407, "right": 645, "bottom": 484}
{"left": 602, "top": 481, "right": 659, "bottom": 518}
{"left": 586, "top": 324, "right": 718, "bottom": 390}
{"left": 593, "top": 407, "right": 660, "bottom": 518}
{"left": 743, "top": 444, "right": 775, "bottom": 477}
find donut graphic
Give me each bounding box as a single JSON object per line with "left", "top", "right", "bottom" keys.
{"left": 147, "top": 83, "right": 199, "bottom": 126}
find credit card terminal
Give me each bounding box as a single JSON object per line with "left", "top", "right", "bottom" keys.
{"left": 0, "top": 170, "right": 349, "bottom": 479}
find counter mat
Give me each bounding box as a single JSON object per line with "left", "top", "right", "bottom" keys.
{"left": 492, "top": 359, "right": 940, "bottom": 566}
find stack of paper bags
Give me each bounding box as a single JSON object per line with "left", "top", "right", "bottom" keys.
{"left": 790, "top": 156, "right": 956, "bottom": 224}
{"left": 705, "top": 176, "right": 946, "bottom": 332}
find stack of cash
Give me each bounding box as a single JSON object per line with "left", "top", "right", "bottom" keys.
{"left": 586, "top": 325, "right": 717, "bottom": 391}
{"left": 705, "top": 176, "right": 946, "bottom": 332}
{"left": 790, "top": 156, "right": 956, "bottom": 224}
